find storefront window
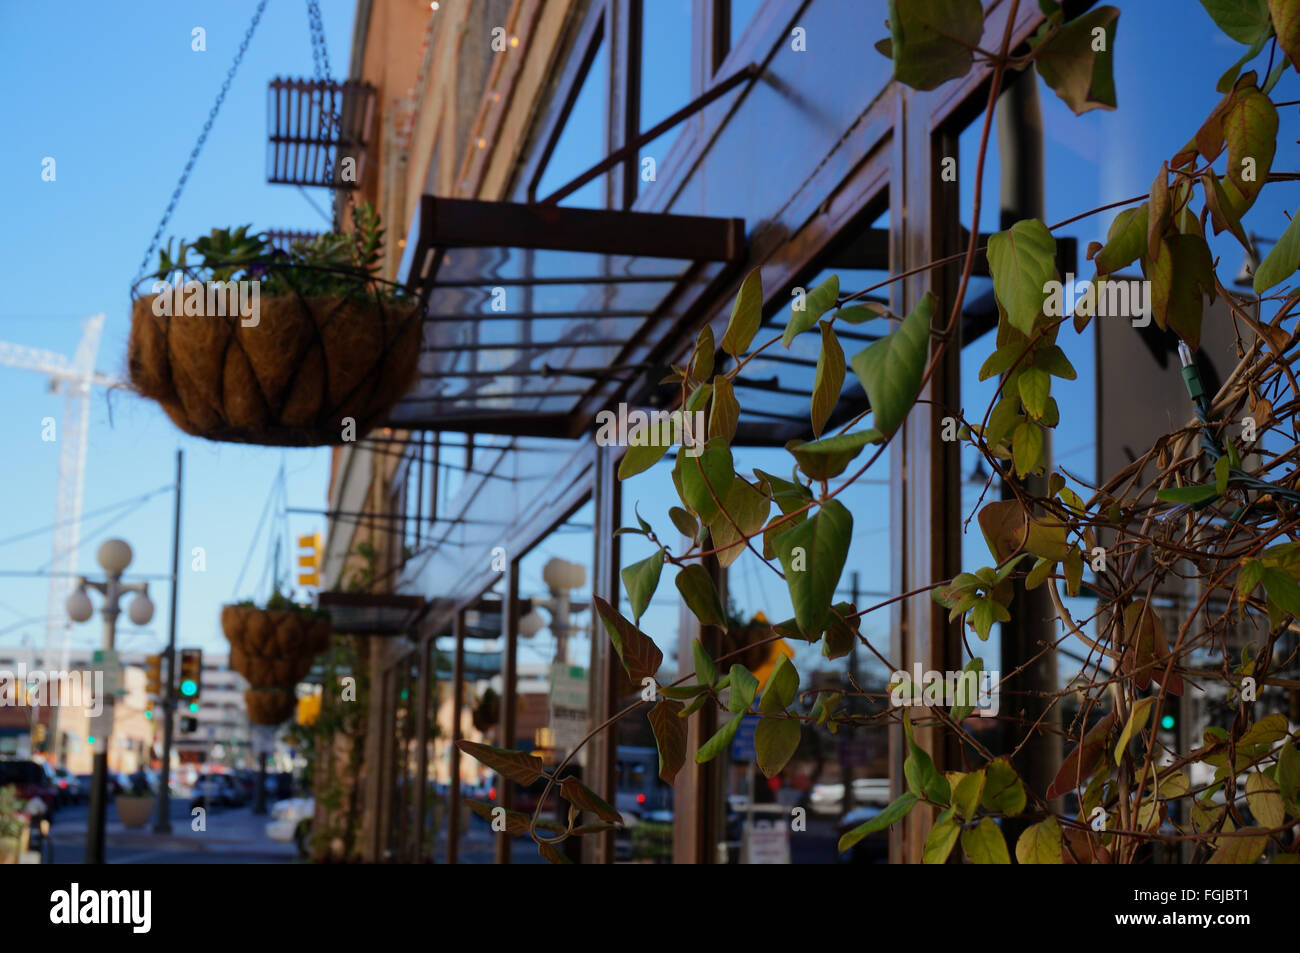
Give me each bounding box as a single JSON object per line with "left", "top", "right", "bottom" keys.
{"left": 535, "top": 37, "right": 609, "bottom": 208}
{"left": 638, "top": 0, "right": 693, "bottom": 196}
{"left": 384, "top": 653, "right": 421, "bottom": 861}
{"left": 726, "top": 0, "right": 762, "bottom": 60}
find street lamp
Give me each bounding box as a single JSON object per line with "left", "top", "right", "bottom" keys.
{"left": 66, "top": 537, "right": 154, "bottom": 864}
{"left": 534, "top": 557, "right": 587, "bottom": 664}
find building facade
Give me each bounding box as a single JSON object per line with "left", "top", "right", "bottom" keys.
{"left": 322, "top": 0, "right": 1062, "bottom": 864}
{"left": 0, "top": 648, "right": 250, "bottom": 774}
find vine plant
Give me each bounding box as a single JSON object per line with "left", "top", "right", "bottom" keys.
{"left": 458, "top": 0, "right": 1300, "bottom": 864}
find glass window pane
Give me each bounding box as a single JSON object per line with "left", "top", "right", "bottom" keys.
{"left": 536, "top": 40, "right": 609, "bottom": 208}
{"left": 638, "top": 0, "right": 693, "bottom": 197}
{"left": 728, "top": 0, "right": 762, "bottom": 54}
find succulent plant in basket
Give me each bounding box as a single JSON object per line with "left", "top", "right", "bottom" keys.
{"left": 128, "top": 202, "right": 421, "bottom": 447}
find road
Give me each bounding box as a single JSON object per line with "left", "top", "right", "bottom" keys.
{"left": 45, "top": 796, "right": 299, "bottom": 865}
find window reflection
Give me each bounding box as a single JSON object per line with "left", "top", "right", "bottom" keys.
{"left": 536, "top": 38, "right": 609, "bottom": 207}
{"left": 638, "top": 0, "right": 693, "bottom": 195}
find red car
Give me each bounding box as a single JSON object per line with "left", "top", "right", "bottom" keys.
{"left": 0, "top": 760, "right": 59, "bottom": 817}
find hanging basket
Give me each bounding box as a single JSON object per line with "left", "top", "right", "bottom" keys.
{"left": 245, "top": 687, "right": 298, "bottom": 726}
{"left": 721, "top": 617, "right": 776, "bottom": 671}
{"left": 471, "top": 689, "right": 500, "bottom": 734}
{"left": 129, "top": 269, "right": 421, "bottom": 447}
{"left": 222, "top": 604, "right": 330, "bottom": 726}
{"left": 221, "top": 605, "right": 332, "bottom": 661}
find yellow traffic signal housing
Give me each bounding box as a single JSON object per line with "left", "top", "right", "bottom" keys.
{"left": 144, "top": 653, "right": 163, "bottom": 698}
{"left": 297, "top": 691, "right": 322, "bottom": 726}
{"left": 297, "top": 531, "right": 323, "bottom": 587}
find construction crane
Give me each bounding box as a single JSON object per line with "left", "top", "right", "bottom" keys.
{"left": 0, "top": 314, "right": 123, "bottom": 679}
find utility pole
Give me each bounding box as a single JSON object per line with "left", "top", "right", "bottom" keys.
{"left": 997, "top": 67, "right": 1059, "bottom": 847}
{"left": 155, "top": 450, "right": 183, "bottom": 833}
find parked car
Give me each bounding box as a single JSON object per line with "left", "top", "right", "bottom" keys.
{"left": 266, "top": 771, "right": 293, "bottom": 800}
{"left": 189, "top": 773, "right": 242, "bottom": 810}
{"left": 835, "top": 805, "right": 890, "bottom": 864}
{"left": 614, "top": 746, "right": 672, "bottom": 821}
{"left": 266, "top": 797, "right": 314, "bottom": 857}
{"left": 0, "top": 760, "right": 58, "bottom": 817}
{"left": 51, "top": 766, "right": 84, "bottom": 805}
{"left": 74, "top": 772, "right": 124, "bottom": 799}
{"left": 231, "top": 770, "right": 257, "bottom": 802}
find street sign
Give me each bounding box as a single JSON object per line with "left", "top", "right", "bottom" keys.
{"left": 730, "top": 715, "right": 759, "bottom": 761}
{"left": 549, "top": 663, "right": 588, "bottom": 708}
{"left": 549, "top": 664, "right": 589, "bottom": 759}
{"left": 550, "top": 706, "right": 587, "bottom": 755}
{"left": 89, "top": 696, "right": 114, "bottom": 752}
{"left": 251, "top": 725, "right": 276, "bottom": 756}
{"left": 92, "top": 648, "right": 125, "bottom": 697}
{"left": 744, "top": 818, "right": 791, "bottom": 864}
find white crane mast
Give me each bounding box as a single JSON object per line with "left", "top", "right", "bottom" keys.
{"left": 0, "top": 314, "right": 122, "bottom": 676}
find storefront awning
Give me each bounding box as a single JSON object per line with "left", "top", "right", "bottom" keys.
{"left": 317, "top": 591, "right": 426, "bottom": 635}
{"left": 393, "top": 195, "right": 745, "bottom": 437}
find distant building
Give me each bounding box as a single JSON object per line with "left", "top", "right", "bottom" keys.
{"left": 0, "top": 648, "right": 250, "bottom": 772}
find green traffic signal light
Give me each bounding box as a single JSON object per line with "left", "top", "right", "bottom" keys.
{"left": 145, "top": 710, "right": 153, "bottom": 719}
{"left": 87, "top": 736, "right": 96, "bottom": 745}
{"left": 1160, "top": 714, "right": 1176, "bottom": 731}
{"left": 189, "top": 702, "right": 199, "bottom": 713}
{"left": 180, "top": 679, "right": 198, "bottom": 697}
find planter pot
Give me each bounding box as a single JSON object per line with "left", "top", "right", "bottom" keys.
{"left": 0, "top": 830, "right": 26, "bottom": 864}
{"left": 115, "top": 795, "right": 155, "bottom": 829}
{"left": 128, "top": 293, "right": 420, "bottom": 447}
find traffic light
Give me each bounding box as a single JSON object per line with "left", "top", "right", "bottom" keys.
{"left": 144, "top": 653, "right": 163, "bottom": 699}
{"left": 297, "top": 531, "right": 323, "bottom": 587}
{"left": 1157, "top": 696, "right": 1178, "bottom": 747}
{"left": 178, "top": 648, "right": 203, "bottom": 701}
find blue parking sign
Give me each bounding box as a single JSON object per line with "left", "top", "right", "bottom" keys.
{"left": 730, "top": 715, "right": 759, "bottom": 761}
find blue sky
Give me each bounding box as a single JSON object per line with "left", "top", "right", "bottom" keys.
{"left": 0, "top": 1, "right": 355, "bottom": 663}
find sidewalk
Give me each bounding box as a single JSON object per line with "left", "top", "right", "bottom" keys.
{"left": 51, "top": 806, "right": 299, "bottom": 859}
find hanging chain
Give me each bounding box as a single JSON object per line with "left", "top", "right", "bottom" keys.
{"left": 306, "top": 0, "right": 331, "bottom": 82}
{"left": 132, "top": 0, "right": 270, "bottom": 287}
{"left": 306, "top": 0, "right": 355, "bottom": 224}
